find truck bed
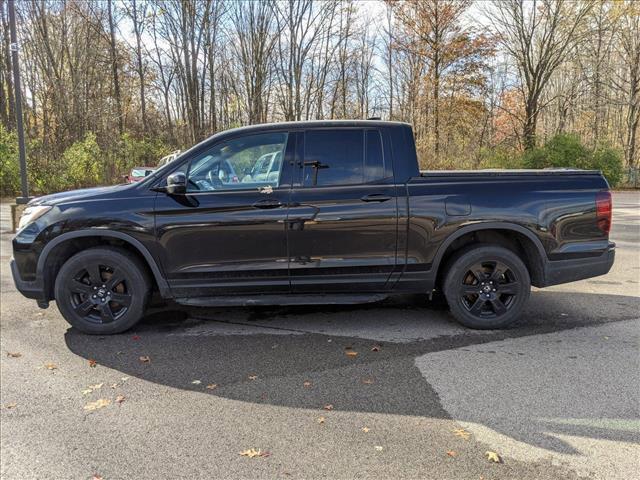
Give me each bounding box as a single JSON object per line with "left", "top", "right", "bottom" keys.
{"left": 419, "top": 169, "right": 601, "bottom": 177}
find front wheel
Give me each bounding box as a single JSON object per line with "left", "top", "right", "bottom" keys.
{"left": 443, "top": 245, "right": 530, "bottom": 329}
{"left": 54, "top": 247, "right": 150, "bottom": 334}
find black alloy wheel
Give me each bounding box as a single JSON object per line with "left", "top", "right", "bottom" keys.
{"left": 444, "top": 245, "right": 531, "bottom": 329}
{"left": 54, "top": 247, "right": 149, "bottom": 334}
{"left": 65, "top": 263, "right": 132, "bottom": 324}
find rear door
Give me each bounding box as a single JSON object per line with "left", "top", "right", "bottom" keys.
{"left": 287, "top": 128, "right": 399, "bottom": 293}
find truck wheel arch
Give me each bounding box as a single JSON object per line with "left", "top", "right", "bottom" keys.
{"left": 36, "top": 230, "right": 171, "bottom": 300}
{"left": 432, "top": 223, "right": 547, "bottom": 288}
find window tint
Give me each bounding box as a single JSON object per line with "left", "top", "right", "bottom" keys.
{"left": 365, "top": 130, "right": 385, "bottom": 182}
{"left": 186, "top": 132, "right": 288, "bottom": 192}
{"left": 303, "top": 130, "right": 364, "bottom": 186}
{"left": 303, "top": 129, "right": 385, "bottom": 187}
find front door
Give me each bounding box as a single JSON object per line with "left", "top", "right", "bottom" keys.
{"left": 287, "top": 128, "right": 399, "bottom": 293}
{"left": 153, "top": 131, "right": 293, "bottom": 297}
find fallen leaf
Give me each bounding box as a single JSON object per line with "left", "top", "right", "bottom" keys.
{"left": 453, "top": 428, "right": 471, "bottom": 440}
{"left": 115, "top": 395, "right": 125, "bottom": 404}
{"left": 323, "top": 404, "right": 334, "bottom": 411}
{"left": 82, "top": 383, "right": 104, "bottom": 395}
{"left": 6, "top": 352, "right": 21, "bottom": 358}
{"left": 121, "top": 377, "right": 129, "bottom": 382}
{"left": 447, "top": 450, "right": 457, "bottom": 457}
{"left": 485, "top": 451, "right": 502, "bottom": 463}
{"left": 5, "top": 402, "right": 17, "bottom": 409}
{"left": 303, "top": 381, "right": 312, "bottom": 387}
{"left": 191, "top": 380, "right": 202, "bottom": 385}
{"left": 84, "top": 398, "right": 111, "bottom": 411}
{"left": 110, "top": 383, "right": 119, "bottom": 389}
{"left": 317, "top": 416, "right": 325, "bottom": 424}
{"left": 206, "top": 384, "right": 218, "bottom": 390}
{"left": 248, "top": 375, "right": 258, "bottom": 380}
{"left": 374, "top": 446, "right": 383, "bottom": 451}
{"left": 371, "top": 345, "right": 380, "bottom": 352}
{"left": 44, "top": 362, "right": 57, "bottom": 370}
{"left": 132, "top": 335, "right": 141, "bottom": 341}
{"left": 139, "top": 356, "right": 150, "bottom": 363}
{"left": 91, "top": 475, "right": 103, "bottom": 480}
{"left": 239, "top": 448, "right": 269, "bottom": 458}
{"left": 116, "top": 351, "right": 124, "bottom": 355}
{"left": 361, "top": 378, "right": 374, "bottom": 384}
{"left": 88, "top": 359, "right": 97, "bottom": 368}
{"left": 361, "top": 427, "right": 370, "bottom": 433}
{"left": 345, "top": 351, "right": 358, "bottom": 358}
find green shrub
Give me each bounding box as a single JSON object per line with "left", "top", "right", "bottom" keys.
{"left": 591, "top": 145, "right": 623, "bottom": 187}
{"left": 523, "top": 134, "right": 590, "bottom": 169}
{"left": 62, "top": 132, "right": 102, "bottom": 189}
{"left": 523, "top": 134, "right": 623, "bottom": 186}
{"left": 0, "top": 125, "right": 20, "bottom": 196}
{"left": 112, "top": 134, "right": 173, "bottom": 178}
{"left": 478, "top": 147, "right": 524, "bottom": 169}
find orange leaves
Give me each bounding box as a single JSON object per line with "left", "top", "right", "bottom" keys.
{"left": 239, "top": 448, "right": 270, "bottom": 458}
{"left": 84, "top": 398, "right": 111, "bottom": 411}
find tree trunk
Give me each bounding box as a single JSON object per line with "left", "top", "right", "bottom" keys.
{"left": 107, "top": 0, "right": 123, "bottom": 135}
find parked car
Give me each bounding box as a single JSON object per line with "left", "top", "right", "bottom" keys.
{"left": 124, "top": 167, "right": 155, "bottom": 183}
{"left": 157, "top": 150, "right": 181, "bottom": 168}
{"left": 11, "top": 120, "right": 615, "bottom": 334}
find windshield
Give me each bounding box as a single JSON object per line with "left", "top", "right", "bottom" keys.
{"left": 131, "top": 169, "right": 154, "bottom": 177}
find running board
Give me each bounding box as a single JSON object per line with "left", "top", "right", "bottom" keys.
{"left": 174, "top": 293, "right": 389, "bottom": 307}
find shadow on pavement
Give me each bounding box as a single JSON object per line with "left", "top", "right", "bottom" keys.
{"left": 64, "top": 290, "right": 640, "bottom": 456}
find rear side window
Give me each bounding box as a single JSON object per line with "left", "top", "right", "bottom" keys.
{"left": 365, "top": 130, "right": 384, "bottom": 182}
{"left": 303, "top": 129, "right": 385, "bottom": 187}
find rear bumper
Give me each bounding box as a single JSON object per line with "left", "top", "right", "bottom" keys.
{"left": 10, "top": 259, "right": 47, "bottom": 305}
{"left": 543, "top": 242, "right": 615, "bottom": 287}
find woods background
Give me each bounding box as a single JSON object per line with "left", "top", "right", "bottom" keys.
{"left": 1, "top": 0, "right": 638, "bottom": 195}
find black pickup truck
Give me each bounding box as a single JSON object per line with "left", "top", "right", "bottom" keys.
{"left": 11, "top": 120, "right": 615, "bottom": 334}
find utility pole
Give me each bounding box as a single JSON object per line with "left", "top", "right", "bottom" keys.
{"left": 8, "top": 0, "right": 29, "bottom": 204}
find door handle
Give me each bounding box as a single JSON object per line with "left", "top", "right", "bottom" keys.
{"left": 361, "top": 193, "right": 392, "bottom": 202}
{"left": 252, "top": 199, "right": 283, "bottom": 209}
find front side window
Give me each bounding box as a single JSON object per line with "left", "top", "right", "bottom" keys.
{"left": 186, "top": 132, "right": 288, "bottom": 192}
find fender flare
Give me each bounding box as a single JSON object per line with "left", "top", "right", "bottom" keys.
{"left": 430, "top": 222, "right": 548, "bottom": 279}
{"left": 36, "top": 229, "right": 171, "bottom": 298}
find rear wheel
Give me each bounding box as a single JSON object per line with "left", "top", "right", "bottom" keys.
{"left": 54, "top": 247, "right": 150, "bottom": 334}
{"left": 443, "top": 245, "right": 530, "bottom": 329}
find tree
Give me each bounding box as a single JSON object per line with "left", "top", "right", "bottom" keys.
{"left": 488, "top": 0, "right": 594, "bottom": 150}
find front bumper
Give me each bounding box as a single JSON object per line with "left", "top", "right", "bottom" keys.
{"left": 543, "top": 242, "right": 615, "bottom": 287}
{"left": 10, "top": 259, "right": 47, "bottom": 306}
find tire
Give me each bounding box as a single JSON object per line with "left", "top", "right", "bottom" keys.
{"left": 443, "top": 244, "right": 530, "bottom": 329}
{"left": 54, "top": 247, "right": 150, "bottom": 334}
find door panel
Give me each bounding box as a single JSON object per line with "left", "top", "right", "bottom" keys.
{"left": 288, "top": 184, "right": 399, "bottom": 292}
{"left": 287, "top": 128, "right": 399, "bottom": 292}
{"left": 153, "top": 131, "right": 294, "bottom": 297}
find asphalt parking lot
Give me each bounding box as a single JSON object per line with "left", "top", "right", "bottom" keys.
{"left": 1, "top": 192, "right": 639, "bottom": 480}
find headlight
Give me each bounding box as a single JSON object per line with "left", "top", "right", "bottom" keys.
{"left": 18, "top": 205, "right": 52, "bottom": 231}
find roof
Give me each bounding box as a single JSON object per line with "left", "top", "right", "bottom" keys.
{"left": 207, "top": 119, "right": 410, "bottom": 138}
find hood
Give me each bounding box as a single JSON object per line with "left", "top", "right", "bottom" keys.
{"left": 28, "top": 184, "right": 131, "bottom": 207}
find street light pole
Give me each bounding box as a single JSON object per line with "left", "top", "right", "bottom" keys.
{"left": 8, "top": 0, "right": 29, "bottom": 204}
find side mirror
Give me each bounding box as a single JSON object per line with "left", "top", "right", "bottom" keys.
{"left": 166, "top": 172, "right": 187, "bottom": 194}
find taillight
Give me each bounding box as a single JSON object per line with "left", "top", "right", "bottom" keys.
{"left": 595, "top": 190, "right": 612, "bottom": 234}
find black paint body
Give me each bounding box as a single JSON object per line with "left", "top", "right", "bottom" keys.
{"left": 11, "top": 121, "right": 615, "bottom": 306}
